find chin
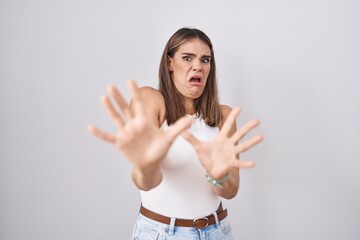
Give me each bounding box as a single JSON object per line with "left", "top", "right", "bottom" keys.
{"left": 189, "top": 93, "right": 203, "bottom": 99}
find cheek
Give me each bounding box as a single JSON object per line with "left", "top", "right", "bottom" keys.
{"left": 205, "top": 67, "right": 211, "bottom": 77}
{"left": 175, "top": 66, "right": 190, "bottom": 79}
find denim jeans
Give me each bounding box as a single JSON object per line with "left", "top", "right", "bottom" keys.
{"left": 131, "top": 213, "right": 233, "bottom": 240}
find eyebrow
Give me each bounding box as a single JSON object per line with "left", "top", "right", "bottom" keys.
{"left": 181, "top": 52, "right": 211, "bottom": 58}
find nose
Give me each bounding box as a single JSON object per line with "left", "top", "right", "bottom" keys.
{"left": 192, "top": 59, "right": 202, "bottom": 72}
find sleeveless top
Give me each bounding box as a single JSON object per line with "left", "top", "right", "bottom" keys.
{"left": 140, "top": 115, "right": 221, "bottom": 219}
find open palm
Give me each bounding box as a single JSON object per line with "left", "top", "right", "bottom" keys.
{"left": 182, "top": 107, "right": 263, "bottom": 180}
{"left": 87, "top": 80, "right": 192, "bottom": 171}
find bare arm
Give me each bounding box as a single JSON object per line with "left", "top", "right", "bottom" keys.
{"left": 129, "top": 86, "right": 165, "bottom": 190}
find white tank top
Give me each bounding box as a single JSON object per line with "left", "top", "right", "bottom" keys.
{"left": 140, "top": 115, "right": 221, "bottom": 219}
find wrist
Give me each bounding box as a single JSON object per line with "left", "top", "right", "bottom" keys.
{"left": 205, "top": 171, "right": 231, "bottom": 189}
{"left": 132, "top": 166, "right": 163, "bottom": 191}
{"left": 136, "top": 163, "right": 161, "bottom": 175}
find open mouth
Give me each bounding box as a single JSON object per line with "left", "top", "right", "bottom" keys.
{"left": 189, "top": 77, "right": 201, "bottom": 83}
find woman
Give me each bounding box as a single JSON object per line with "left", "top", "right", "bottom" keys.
{"left": 88, "top": 28, "right": 263, "bottom": 239}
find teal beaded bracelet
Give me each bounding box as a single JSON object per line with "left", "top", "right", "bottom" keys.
{"left": 205, "top": 171, "right": 230, "bottom": 189}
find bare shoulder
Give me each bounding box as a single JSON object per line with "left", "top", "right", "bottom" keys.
{"left": 220, "top": 105, "right": 232, "bottom": 121}
{"left": 138, "top": 86, "right": 163, "bottom": 101}
{"left": 219, "top": 104, "right": 236, "bottom": 131}
{"left": 137, "top": 86, "right": 165, "bottom": 126}
{"left": 220, "top": 104, "right": 233, "bottom": 118}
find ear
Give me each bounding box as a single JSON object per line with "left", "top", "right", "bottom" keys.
{"left": 167, "top": 56, "right": 173, "bottom": 72}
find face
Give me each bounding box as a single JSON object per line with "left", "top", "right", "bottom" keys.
{"left": 169, "top": 38, "right": 211, "bottom": 108}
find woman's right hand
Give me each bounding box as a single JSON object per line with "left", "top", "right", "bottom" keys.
{"left": 87, "top": 80, "right": 192, "bottom": 189}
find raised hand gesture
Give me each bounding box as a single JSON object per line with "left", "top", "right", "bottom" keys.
{"left": 182, "top": 107, "right": 263, "bottom": 181}
{"left": 87, "top": 80, "right": 192, "bottom": 189}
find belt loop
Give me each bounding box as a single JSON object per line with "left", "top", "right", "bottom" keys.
{"left": 212, "top": 211, "right": 220, "bottom": 228}
{"left": 168, "top": 217, "right": 176, "bottom": 236}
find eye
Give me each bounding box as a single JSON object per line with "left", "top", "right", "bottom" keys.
{"left": 202, "top": 58, "right": 210, "bottom": 63}
{"left": 183, "top": 56, "right": 191, "bottom": 61}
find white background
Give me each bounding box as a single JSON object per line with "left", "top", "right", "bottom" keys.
{"left": 1, "top": 0, "right": 359, "bottom": 239}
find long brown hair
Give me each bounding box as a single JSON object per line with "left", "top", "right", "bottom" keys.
{"left": 159, "top": 28, "right": 222, "bottom": 127}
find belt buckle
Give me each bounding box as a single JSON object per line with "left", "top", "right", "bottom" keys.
{"left": 192, "top": 217, "right": 209, "bottom": 229}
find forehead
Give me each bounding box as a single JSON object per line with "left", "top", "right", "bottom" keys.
{"left": 177, "top": 38, "right": 211, "bottom": 55}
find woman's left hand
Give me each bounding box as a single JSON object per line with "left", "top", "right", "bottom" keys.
{"left": 182, "top": 107, "right": 263, "bottom": 180}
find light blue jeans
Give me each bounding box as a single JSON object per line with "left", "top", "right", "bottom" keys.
{"left": 131, "top": 213, "right": 233, "bottom": 240}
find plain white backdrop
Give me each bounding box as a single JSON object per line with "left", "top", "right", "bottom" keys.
{"left": 1, "top": 0, "right": 359, "bottom": 239}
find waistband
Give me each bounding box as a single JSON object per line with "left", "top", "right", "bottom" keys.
{"left": 139, "top": 203, "right": 228, "bottom": 229}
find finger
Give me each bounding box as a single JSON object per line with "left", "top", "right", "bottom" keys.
{"left": 233, "top": 159, "right": 256, "bottom": 169}
{"left": 166, "top": 116, "right": 193, "bottom": 141}
{"left": 235, "top": 134, "right": 263, "bottom": 153}
{"left": 108, "top": 85, "right": 132, "bottom": 120}
{"left": 101, "top": 95, "right": 125, "bottom": 129}
{"left": 230, "top": 119, "right": 260, "bottom": 144}
{"left": 220, "top": 107, "right": 241, "bottom": 137}
{"left": 181, "top": 130, "right": 201, "bottom": 149}
{"left": 128, "top": 80, "right": 145, "bottom": 117}
{"left": 87, "top": 124, "right": 117, "bottom": 143}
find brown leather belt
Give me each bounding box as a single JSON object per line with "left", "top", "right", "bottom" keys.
{"left": 139, "top": 203, "right": 228, "bottom": 229}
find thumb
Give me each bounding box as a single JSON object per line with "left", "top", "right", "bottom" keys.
{"left": 234, "top": 160, "right": 256, "bottom": 169}
{"left": 182, "top": 130, "right": 200, "bottom": 149}
{"left": 166, "top": 116, "right": 193, "bottom": 142}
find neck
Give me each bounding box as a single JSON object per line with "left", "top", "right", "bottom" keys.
{"left": 184, "top": 100, "right": 196, "bottom": 115}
